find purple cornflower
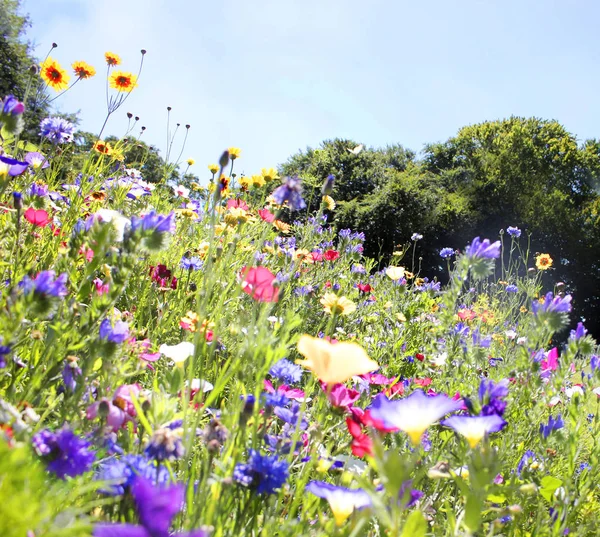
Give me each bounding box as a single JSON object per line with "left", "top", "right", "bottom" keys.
{"left": 24, "top": 152, "right": 50, "bottom": 170}
{"left": 569, "top": 322, "right": 587, "bottom": 341}
{"left": 0, "top": 155, "right": 28, "bottom": 177}
{"left": 440, "top": 247, "right": 454, "bottom": 259}
{"left": 306, "top": 481, "right": 371, "bottom": 526}
{"left": 32, "top": 426, "right": 96, "bottom": 479}
{"left": 506, "top": 226, "right": 521, "bottom": 238}
{"left": 540, "top": 415, "right": 564, "bottom": 439}
{"left": 478, "top": 379, "right": 509, "bottom": 416}
{"left": 531, "top": 292, "right": 572, "bottom": 315}
{"left": 505, "top": 284, "right": 518, "bottom": 293}
{"left": 233, "top": 449, "right": 289, "bottom": 494}
{"left": 144, "top": 424, "right": 185, "bottom": 462}
{"left": 269, "top": 358, "right": 303, "bottom": 384}
{"left": 99, "top": 319, "right": 130, "bottom": 344}
{"left": 131, "top": 210, "right": 176, "bottom": 233}
{"left": 93, "top": 478, "right": 207, "bottom": 537}
{"left": 39, "top": 117, "right": 75, "bottom": 144}
{"left": 19, "top": 270, "right": 68, "bottom": 298}
{"left": 271, "top": 176, "right": 306, "bottom": 211}
{"left": 465, "top": 237, "right": 501, "bottom": 259}
{"left": 180, "top": 256, "right": 203, "bottom": 271}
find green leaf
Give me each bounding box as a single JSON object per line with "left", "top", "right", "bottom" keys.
{"left": 487, "top": 493, "right": 506, "bottom": 504}
{"left": 401, "top": 510, "right": 427, "bottom": 537}
{"left": 540, "top": 476, "right": 563, "bottom": 502}
{"left": 464, "top": 493, "right": 482, "bottom": 533}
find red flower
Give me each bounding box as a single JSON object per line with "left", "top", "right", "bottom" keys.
{"left": 258, "top": 209, "right": 275, "bottom": 223}
{"left": 357, "top": 283, "right": 372, "bottom": 293}
{"left": 240, "top": 266, "right": 279, "bottom": 302}
{"left": 345, "top": 417, "right": 373, "bottom": 457}
{"left": 24, "top": 208, "right": 51, "bottom": 227}
{"left": 324, "top": 249, "right": 340, "bottom": 261}
{"left": 227, "top": 198, "right": 249, "bottom": 211}
{"left": 414, "top": 377, "right": 432, "bottom": 387}
{"left": 415, "top": 353, "right": 425, "bottom": 362}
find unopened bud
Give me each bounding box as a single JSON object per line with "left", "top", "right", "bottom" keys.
{"left": 141, "top": 49, "right": 147, "bottom": 55}
{"left": 127, "top": 112, "right": 133, "bottom": 118}
{"left": 219, "top": 150, "right": 230, "bottom": 169}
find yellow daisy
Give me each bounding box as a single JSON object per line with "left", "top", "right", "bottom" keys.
{"left": 40, "top": 57, "right": 70, "bottom": 91}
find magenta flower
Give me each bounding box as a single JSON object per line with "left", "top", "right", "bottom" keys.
{"left": 86, "top": 384, "right": 141, "bottom": 432}
{"left": 322, "top": 382, "right": 361, "bottom": 408}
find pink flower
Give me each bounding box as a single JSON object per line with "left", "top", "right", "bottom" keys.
{"left": 258, "top": 208, "right": 275, "bottom": 223}
{"left": 240, "top": 266, "right": 279, "bottom": 302}
{"left": 24, "top": 208, "right": 51, "bottom": 227}
{"left": 93, "top": 278, "right": 110, "bottom": 295}
{"left": 264, "top": 379, "right": 306, "bottom": 402}
{"left": 86, "top": 384, "right": 141, "bottom": 432}
{"left": 541, "top": 347, "right": 559, "bottom": 372}
{"left": 227, "top": 198, "right": 249, "bottom": 211}
{"left": 322, "top": 382, "right": 360, "bottom": 408}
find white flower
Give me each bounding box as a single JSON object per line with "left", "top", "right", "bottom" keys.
{"left": 159, "top": 341, "right": 195, "bottom": 364}
{"left": 173, "top": 184, "right": 190, "bottom": 198}
{"left": 517, "top": 337, "right": 528, "bottom": 345}
{"left": 95, "top": 209, "right": 131, "bottom": 242}
{"left": 505, "top": 329, "right": 517, "bottom": 340}
{"left": 188, "top": 378, "right": 214, "bottom": 393}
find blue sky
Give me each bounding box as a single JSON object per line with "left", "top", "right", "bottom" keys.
{"left": 22, "top": 0, "right": 600, "bottom": 178}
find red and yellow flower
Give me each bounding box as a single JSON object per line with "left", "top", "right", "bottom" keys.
{"left": 104, "top": 51, "right": 121, "bottom": 66}
{"left": 40, "top": 57, "right": 70, "bottom": 91}
{"left": 72, "top": 61, "right": 96, "bottom": 79}
{"left": 109, "top": 71, "right": 138, "bottom": 92}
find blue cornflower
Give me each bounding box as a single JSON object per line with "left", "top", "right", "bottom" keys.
{"left": 32, "top": 426, "right": 96, "bottom": 479}
{"left": 19, "top": 270, "right": 68, "bottom": 298}
{"left": 144, "top": 424, "right": 185, "bottom": 462}
{"left": 99, "top": 318, "right": 130, "bottom": 344}
{"left": 271, "top": 176, "right": 306, "bottom": 211}
{"left": 130, "top": 210, "right": 176, "bottom": 233}
{"left": 411, "top": 233, "right": 423, "bottom": 241}
{"left": 440, "top": 247, "right": 454, "bottom": 259}
{"left": 506, "top": 226, "right": 521, "bottom": 238}
{"left": 180, "top": 256, "right": 203, "bottom": 271}
{"left": 465, "top": 237, "right": 501, "bottom": 259}
{"left": 269, "top": 358, "right": 303, "bottom": 384}
{"left": 233, "top": 449, "right": 289, "bottom": 494}
{"left": 540, "top": 415, "right": 564, "bottom": 439}
{"left": 39, "top": 117, "right": 75, "bottom": 144}
{"left": 505, "top": 284, "right": 518, "bottom": 293}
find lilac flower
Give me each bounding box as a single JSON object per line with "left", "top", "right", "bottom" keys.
{"left": 24, "top": 152, "right": 50, "bottom": 170}
{"left": 540, "top": 415, "right": 564, "bottom": 439}
{"left": 32, "top": 426, "right": 96, "bottom": 479}
{"left": 271, "top": 176, "right": 306, "bottom": 211}
{"left": 465, "top": 237, "right": 501, "bottom": 259}
{"left": 93, "top": 477, "right": 207, "bottom": 537}
{"left": 131, "top": 210, "right": 176, "bottom": 233}
{"left": 19, "top": 270, "right": 68, "bottom": 298}
{"left": 39, "top": 117, "right": 75, "bottom": 144}
{"left": 1, "top": 95, "right": 24, "bottom": 116}
{"left": 269, "top": 358, "right": 303, "bottom": 383}
{"left": 506, "top": 226, "right": 522, "bottom": 238}
{"left": 569, "top": 322, "right": 587, "bottom": 341}
{"left": 442, "top": 414, "right": 507, "bottom": 448}
{"left": 440, "top": 247, "right": 454, "bottom": 259}
{"left": 233, "top": 449, "right": 289, "bottom": 494}
{"left": 29, "top": 182, "right": 49, "bottom": 197}
{"left": 531, "top": 292, "right": 572, "bottom": 315}
{"left": 306, "top": 481, "right": 371, "bottom": 526}
{"left": 180, "top": 256, "right": 203, "bottom": 271}
{"left": 99, "top": 319, "right": 130, "bottom": 344}
{"left": 516, "top": 450, "right": 537, "bottom": 476}
{"left": 368, "top": 390, "right": 463, "bottom": 445}
{"left": 0, "top": 155, "right": 29, "bottom": 177}
{"left": 478, "top": 379, "right": 509, "bottom": 416}
{"left": 411, "top": 233, "right": 423, "bottom": 241}
{"left": 338, "top": 229, "right": 352, "bottom": 239}
{"left": 505, "top": 284, "right": 518, "bottom": 293}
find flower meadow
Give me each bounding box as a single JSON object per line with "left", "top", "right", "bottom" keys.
{"left": 1, "top": 50, "right": 600, "bottom": 537}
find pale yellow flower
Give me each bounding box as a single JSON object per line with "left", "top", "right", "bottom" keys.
{"left": 320, "top": 293, "right": 357, "bottom": 316}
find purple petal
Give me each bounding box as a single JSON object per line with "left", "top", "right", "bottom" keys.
{"left": 132, "top": 478, "right": 184, "bottom": 536}
{"left": 93, "top": 524, "right": 150, "bottom": 537}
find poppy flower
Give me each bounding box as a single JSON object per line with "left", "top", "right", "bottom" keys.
{"left": 240, "top": 266, "right": 279, "bottom": 303}
{"left": 324, "top": 249, "right": 340, "bottom": 261}
{"left": 24, "top": 208, "right": 51, "bottom": 227}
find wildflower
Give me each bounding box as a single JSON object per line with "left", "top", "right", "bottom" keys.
{"left": 180, "top": 256, "right": 203, "bottom": 271}
{"left": 324, "top": 249, "right": 340, "bottom": 261}
{"left": 368, "top": 390, "right": 463, "bottom": 445}
{"left": 228, "top": 147, "right": 241, "bottom": 160}
{"left": 440, "top": 247, "right": 454, "bottom": 259}
{"left": 131, "top": 211, "right": 176, "bottom": 234}
{"left": 506, "top": 226, "right": 521, "bottom": 237}
{"left": 95, "top": 209, "right": 131, "bottom": 241}
{"left": 535, "top": 253, "right": 553, "bottom": 271}
{"left": 411, "top": 233, "right": 423, "bottom": 241}
{"left": 208, "top": 163, "right": 219, "bottom": 174}
{"left": 93, "top": 140, "right": 113, "bottom": 155}
{"left": 0, "top": 95, "right": 25, "bottom": 134}
{"left": 95, "top": 455, "right": 170, "bottom": 495}
{"left": 159, "top": 341, "right": 194, "bottom": 365}
{"left": 240, "top": 266, "right": 279, "bottom": 303}
{"left": 24, "top": 152, "right": 50, "bottom": 170}
{"left": 324, "top": 382, "right": 361, "bottom": 408}
{"left": 320, "top": 293, "right": 356, "bottom": 316}
{"left": 478, "top": 379, "right": 509, "bottom": 416}
{"left": 86, "top": 384, "right": 141, "bottom": 432}
{"left": 99, "top": 318, "right": 130, "bottom": 344}
{"left": 40, "top": 57, "right": 70, "bottom": 91}
{"left": 296, "top": 335, "right": 378, "bottom": 384}
{"left": 385, "top": 266, "right": 405, "bottom": 281}
{"left": 258, "top": 208, "right": 276, "bottom": 223}
{"left": 32, "top": 426, "right": 95, "bottom": 479}
{"left": 505, "top": 284, "right": 518, "bottom": 293}
{"left": 466, "top": 237, "right": 501, "bottom": 259}
{"left": 19, "top": 270, "right": 68, "bottom": 298}
{"left": 39, "top": 117, "right": 75, "bottom": 144}
{"left": 104, "top": 51, "right": 121, "bottom": 66}
{"left": 145, "top": 423, "right": 185, "bottom": 461}
{"left": 72, "top": 60, "right": 96, "bottom": 79}
{"left": 540, "top": 415, "right": 564, "bottom": 439}
{"left": 93, "top": 478, "right": 208, "bottom": 537}
{"left": 323, "top": 195, "right": 336, "bottom": 210}
{"left": 569, "top": 322, "right": 587, "bottom": 341}
{"left": 531, "top": 292, "right": 572, "bottom": 316}
{"left": 269, "top": 359, "right": 303, "bottom": 384}
{"left": 442, "top": 414, "right": 507, "bottom": 448}
{"left": 186, "top": 158, "right": 195, "bottom": 166}
{"left": 24, "top": 208, "right": 51, "bottom": 227}
{"left": 306, "top": 481, "right": 371, "bottom": 526}
{"left": 0, "top": 155, "right": 28, "bottom": 178}
{"left": 109, "top": 71, "right": 138, "bottom": 92}
{"left": 271, "top": 176, "right": 306, "bottom": 211}
{"left": 172, "top": 184, "right": 190, "bottom": 198}
{"left": 262, "top": 167, "right": 278, "bottom": 182}
{"left": 233, "top": 449, "right": 289, "bottom": 494}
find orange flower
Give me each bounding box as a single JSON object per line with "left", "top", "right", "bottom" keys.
{"left": 93, "top": 141, "right": 112, "bottom": 155}
{"left": 40, "top": 57, "right": 70, "bottom": 91}
{"left": 109, "top": 71, "right": 138, "bottom": 92}
{"left": 72, "top": 61, "right": 96, "bottom": 79}
{"left": 104, "top": 52, "right": 121, "bottom": 66}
